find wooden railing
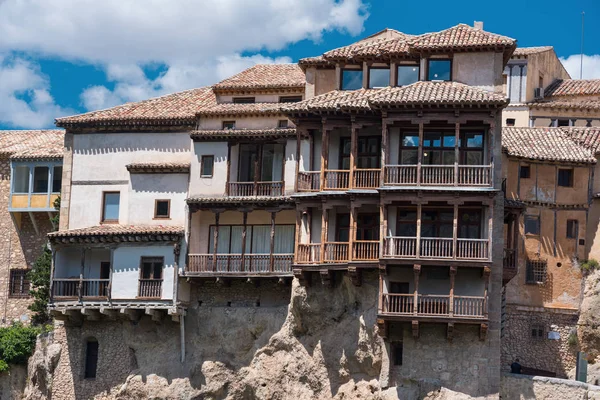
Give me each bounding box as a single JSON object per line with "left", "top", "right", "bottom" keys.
{"left": 383, "top": 237, "right": 417, "bottom": 258}
{"left": 453, "top": 296, "right": 486, "bottom": 318}
{"left": 52, "top": 279, "right": 110, "bottom": 299}
{"left": 297, "top": 171, "right": 321, "bottom": 192}
{"left": 456, "top": 239, "right": 489, "bottom": 260}
{"left": 458, "top": 165, "right": 491, "bottom": 186}
{"left": 381, "top": 293, "right": 487, "bottom": 319}
{"left": 420, "top": 237, "right": 454, "bottom": 258}
{"left": 421, "top": 165, "right": 455, "bottom": 185}
{"left": 324, "top": 242, "right": 349, "bottom": 263}
{"left": 138, "top": 279, "right": 162, "bottom": 298}
{"left": 503, "top": 248, "right": 517, "bottom": 269}
{"left": 82, "top": 279, "right": 110, "bottom": 298}
{"left": 187, "top": 254, "right": 294, "bottom": 273}
{"left": 296, "top": 244, "right": 321, "bottom": 264}
{"left": 52, "top": 279, "right": 81, "bottom": 298}
{"left": 382, "top": 293, "right": 414, "bottom": 314}
{"left": 352, "top": 240, "right": 379, "bottom": 261}
{"left": 353, "top": 169, "right": 380, "bottom": 189}
{"left": 385, "top": 165, "right": 417, "bottom": 185}
{"left": 228, "top": 181, "right": 283, "bottom": 197}
{"left": 418, "top": 294, "right": 450, "bottom": 315}
{"left": 324, "top": 170, "right": 350, "bottom": 190}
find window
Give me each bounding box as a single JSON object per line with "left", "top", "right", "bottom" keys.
{"left": 421, "top": 208, "right": 453, "bottom": 238}
{"left": 557, "top": 119, "right": 570, "bottom": 127}
{"left": 339, "top": 137, "right": 381, "bottom": 169}
{"left": 524, "top": 215, "right": 540, "bottom": 235}
{"left": 52, "top": 166, "right": 62, "bottom": 193}
{"left": 233, "top": 97, "right": 255, "bottom": 103}
{"left": 237, "top": 143, "right": 284, "bottom": 183}
{"left": 154, "top": 200, "right": 170, "bottom": 219}
{"left": 9, "top": 269, "right": 30, "bottom": 298}
{"left": 139, "top": 257, "right": 163, "bottom": 298}
{"left": 460, "top": 132, "right": 484, "bottom": 165}
{"left": 558, "top": 169, "right": 574, "bottom": 187}
{"left": 422, "top": 132, "right": 456, "bottom": 165}
{"left": 201, "top": 155, "right": 214, "bottom": 177}
{"left": 428, "top": 59, "right": 451, "bottom": 81}
{"left": 341, "top": 69, "right": 363, "bottom": 90}
{"left": 222, "top": 121, "right": 236, "bottom": 130}
{"left": 101, "top": 192, "right": 120, "bottom": 223}
{"left": 506, "top": 118, "right": 515, "bottom": 127}
{"left": 566, "top": 219, "right": 578, "bottom": 239}
{"left": 426, "top": 266, "right": 449, "bottom": 280}
{"left": 277, "top": 120, "right": 288, "bottom": 128}
{"left": 400, "top": 132, "right": 419, "bottom": 164}
{"left": 526, "top": 259, "right": 547, "bottom": 284}
{"left": 389, "top": 282, "right": 409, "bottom": 294}
{"left": 12, "top": 166, "right": 29, "bottom": 193}
{"left": 84, "top": 338, "right": 99, "bottom": 379}
{"left": 33, "top": 166, "right": 49, "bottom": 193}
{"left": 397, "top": 65, "right": 419, "bottom": 86}
{"left": 531, "top": 324, "right": 545, "bottom": 340}
{"left": 458, "top": 209, "right": 482, "bottom": 239}
{"left": 208, "top": 225, "right": 295, "bottom": 254}
{"left": 396, "top": 208, "right": 417, "bottom": 236}
{"left": 336, "top": 213, "right": 380, "bottom": 242}
{"left": 520, "top": 165, "right": 531, "bottom": 179}
{"left": 279, "top": 96, "right": 302, "bottom": 103}
{"left": 368, "top": 67, "right": 390, "bottom": 88}
{"left": 391, "top": 341, "right": 403, "bottom": 366}
{"left": 538, "top": 74, "right": 544, "bottom": 90}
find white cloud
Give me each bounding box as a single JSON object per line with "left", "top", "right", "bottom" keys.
{"left": 0, "top": 55, "right": 71, "bottom": 128}
{"left": 0, "top": 0, "right": 368, "bottom": 120}
{"left": 559, "top": 54, "right": 600, "bottom": 79}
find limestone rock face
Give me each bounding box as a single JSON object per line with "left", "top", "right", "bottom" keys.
{"left": 577, "top": 269, "right": 600, "bottom": 360}
{"left": 23, "top": 332, "right": 61, "bottom": 400}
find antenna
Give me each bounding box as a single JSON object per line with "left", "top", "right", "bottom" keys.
{"left": 580, "top": 11, "right": 585, "bottom": 79}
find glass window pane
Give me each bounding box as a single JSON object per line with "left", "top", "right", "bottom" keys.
{"left": 369, "top": 68, "right": 390, "bottom": 88}
{"left": 274, "top": 225, "right": 295, "bottom": 253}
{"left": 428, "top": 60, "right": 451, "bottom": 81}
{"left": 464, "top": 133, "right": 484, "bottom": 148}
{"left": 52, "top": 166, "right": 62, "bottom": 193}
{"left": 33, "top": 166, "right": 49, "bottom": 193}
{"left": 239, "top": 144, "right": 258, "bottom": 182}
{"left": 342, "top": 70, "right": 363, "bottom": 90}
{"left": 398, "top": 210, "right": 417, "bottom": 221}
{"left": 443, "top": 135, "right": 456, "bottom": 148}
{"left": 251, "top": 226, "right": 270, "bottom": 253}
{"left": 401, "top": 149, "right": 418, "bottom": 164}
{"left": 397, "top": 65, "right": 419, "bottom": 86}
{"left": 465, "top": 152, "right": 483, "bottom": 165}
{"left": 424, "top": 133, "right": 441, "bottom": 147}
{"left": 397, "top": 224, "right": 416, "bottom": 236}
{"left": 402, "top": 134, "right": 419, "bottom": 147}
{"left": 103, "top": 193, "right": 120, "bottom": 221}
{"left": 442, "top": 151, "right": 455, "bottom": 165}
{"left": 201, "top": 156, "right": 214, "bottom": 176}
{"left": 423, "top": 150, "right": 440, "bottom": 164}
{"left": 342, "top": 138, "right": 351, "bottom": 155}
{"left": 12, "top": 166, "right": 30, "bottom": 193}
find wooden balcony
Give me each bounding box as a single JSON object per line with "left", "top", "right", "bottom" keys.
{"left": 503, "top": 248, "right": 517, "bottom": 269}
{"left": 52, "top": 278, "right": 110, "bottom": 300}
{"left": 383, "top": 236, "right": 490, "bottom": 261}
{"left": 384, "top": 164, "right": 492, "bottom": 187}
{"left": 227, "top": 181, "right": 283, "bottom": 197}
{"left": 324, "top": 242, "right": 349, "bottom": 263}
{"left": 297, "top": 171, "right": 321, "bottom": 192}
{"left": 296, "top": 244, "right": 321, "bottom": 264}
{"left": 380, "top": 293, "right": 487, "bottom": 320}
{"left": 324, "top": 170, "right": 350, "bottom": 190}
{"left": 385, "top": 165, "right": 417, "bottom": 185}
{"left": 187, "top": 253, "right": 294, "bottom": 275}
{"left": 353, "top": 169, "right": 380, "bottom": 189}
{"left": 352, "top": 240, "right": 380, "bottom": 261}
{"left": 138, "top": 279, "right": 162, "bottom": 298}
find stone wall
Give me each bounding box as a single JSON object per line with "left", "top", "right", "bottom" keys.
{"left": 501, "top": 304, "right": 578, "bottom": 377}
{"left": 500, "top": 373, "right": 600, "bottom": 400}
{"left": 0, "top": 364, "right": 27, "bottom": 399}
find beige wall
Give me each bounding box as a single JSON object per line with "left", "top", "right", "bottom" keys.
{"left": 502, "top": 107, "right": 530, "bottom": 127}
{"left": 198, "top": 116, "right": 292, "bottom": 130}
{"left": 454, "top": 51, "right": 504, "bottom": 93}
{"left": 525, "top": 51, "right": 571, "bottom": 103}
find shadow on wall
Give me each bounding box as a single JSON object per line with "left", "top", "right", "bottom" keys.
{"left": 129, "top": 174, "right": 188, "bottom": 194}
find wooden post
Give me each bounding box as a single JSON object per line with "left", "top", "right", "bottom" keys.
{"left": 379, "top": 197, "right": 386, "bottom": 257}
{"left": 281, "top": 141, "right": 287, "bottom": 196}
{"left": 417, "top": 122, "right": 424, "bottom": 186}
{"left": 416, "top": 203, "right": 422, "bottom": 258}
{"left": 108, "top": 247, "right": 114, "bottom": 301}
{"left": 454, "top": 122, "right": 459, "bottom": 186}
{"left": 320, "top": 124, "right": 329, "bottom": 191}
{"left": 381, "top": 122, "right": 388, "bottom": 187}
{"left": 270, "top": 211, "right": 276, "bottom": 272}
{"left": 349, "top": 201, "right": 357, "bottom": 261}
{"left": 49, "top": 248, "right": 56, "bottom": 303}
{"left": 253, "top": 146, "right": 261, "bottom": 196}
{"left": 79, "top": 248, "right": 85, "bottom": 301}
{"left": 294, "top": 129, "right": 301, "bottom": 193}
{"left": 173, "top": 243, "right": 180, "bottom": 307}
{"left": 453, "top": 203, "right": 458, "bottom": 260}
{"left": 225, "top": 143, "right": 231, "bottom": 196}
{"left": 488, "top": 120, "right": 495, "bottom": 187}
{"left": 413, "top": 264, "right": 421, "bottom": 316}
{"left": 449, "top": 266, "right": 457, "bottom": 317}
{"left": 295, "top": 209, "right": 302, "bottom": 264}
{"left": 378, "top": 272, "right": 384, "bottom": 313}
{"left": 350, "top": 124, "right": 358, "bottom": 189}
{"left": 241, "top": 211, "right": 248, "bottom": 272}
{"left": 321, "top": 205, "right": 329, "bottom": 262}
{"left": 489, "top": 198, "right": 494, "bottom": 261}
{"left": 213, "top": 211, "right": 220, "bottom": 272}
{"left": 483, "top": 266, "right": 491, "bottom": 318}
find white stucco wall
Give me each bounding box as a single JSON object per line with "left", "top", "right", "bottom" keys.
{"left": 454, "top": 52, "right": 503, "bottom": 93}
{"left": 128, "top": 173, "right": 188, "bottom": 225}
{"left": 190, "top": 141, "right": 228, "bottom": 197}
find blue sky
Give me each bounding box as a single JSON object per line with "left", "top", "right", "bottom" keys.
{"left": 0, "top": 0, "right": 598, "bottom": 130}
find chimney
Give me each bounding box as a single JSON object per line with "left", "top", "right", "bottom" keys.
{"left": 474, "top": 21, "right": 484, "bottom": 30}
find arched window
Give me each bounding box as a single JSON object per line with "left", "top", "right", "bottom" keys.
{"left": 84, "top": 338, "right": 99, "bottom": 379}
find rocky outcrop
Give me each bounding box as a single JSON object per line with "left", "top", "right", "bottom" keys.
{"left": 23, "top": 332, "right": 62, "bottom": 400}
{"left": 577, "top": 269, "right": 600, "bottom": 361}
{"left": 0, "top": 365, "right": 27, "bottom": 400}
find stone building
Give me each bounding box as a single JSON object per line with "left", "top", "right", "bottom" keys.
{"left": 0, "top": 130, "right": 64, "bottom": 325}
{"left": 43, "top": 22, "right": 519, "bottom": 399}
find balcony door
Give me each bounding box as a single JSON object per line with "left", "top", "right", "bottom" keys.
{"left": 421, "top": 208, "right": 453, "bottom": 238}
{"left": 339, "top": 137, "right": 381, "bottom": 169}
{"left": 336, "top": 213, "right": 380, "bottom": 241}
{"left": 398, "top": 131, "right": 485, "bottom": 165}
{"left": 238, "top": 143, "right": 284, "bottom": 182}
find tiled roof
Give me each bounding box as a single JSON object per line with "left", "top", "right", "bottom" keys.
{"left": 562, "top": 127, "right": 600, "bottom": 154}
{"left": 324, "top": 33, "right": 415, "bottom": 61}
{"left": 370, "top": 81, "right": 508, "bottom": 107}
{"left": 502, "top": 127, "right": 596, "bottom": 163}
{"left": 410, "top": 24, "right": 515, "bottom": 52}
{"left": 512, "top": 46, "right": 553, "bottom": 57}
{"left": 197, "top": 102, "right": 284, "bottom": 117}
{"left": 48, "top": 225, "right": 183, "bottom": 244}
{"left": 298, "top": 55, "right": 335, "bottom": 68}
{"left": 0, "top": 130, "right": 64, "bottom": 160}
{"left": 213, "top": 64, "right": 305, "bottom": 92}
{"left": 529, "top": 99, "right": 600, "bottom": 111}
{"left": 544, "top": 79, "right": 600, "bottom": 97}
{"left": 281, "top": 89, "right": 377, "bottom": 113}
{"left": 190, "top": 128, "right": 298, "bottom": 141}
{"left": 56, "top": 87, "right": 216, "bottom": 127}
{"left": 126, "top": 163, "right": 190, "bottom": 173}
{"left": 505, "top": 198, "right": 527, "bottom": 209}
{"left": 187, "top": 196, "right": 295, "bottom": 210}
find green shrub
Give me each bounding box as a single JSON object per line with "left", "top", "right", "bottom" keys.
{"left": 0, "top": 360, "right": 9, "bottom": 373}
{"left": 580, "top": 259, "right": 599, "bottom": 273}
{"left": 568, "top": 332, "right": 579, "bottom": 347}
{"left": 0, "top": 323, "right": 41, "bottom": 368}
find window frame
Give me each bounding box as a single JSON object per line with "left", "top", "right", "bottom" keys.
{"left": 84, "top": 338, "right": 99, "bottom": 379}
{"left": 524, "top": 215, "right": 540, "bottom": 235}
{"left": 52, "top": 165, "right": 62, "bottom": 193}
{"left": 153, "top": 199, "right": 171, "bottom": 220}
{"left": 277, "top": 119, "right": 289, "bottom": 128}
{"left": 391, "top": 341, "right": 403, "bottom": 366}
{"left": 506, "top": 118, "right": 516, "bottom": 127}
{"left": 396, "top": 64, "right": 420, "bottom": 86}
{"left": 557, "top": 168, "right": 574, "bottom": 187}
{"left": 340, "top": 68, "right": 363, "bottom": 90}
{"left": 566, "top": 219, "right": 579, "bottom": 239}
{"left": 201, "top": 155, "right": 215, "bottom": 177}
{"left": 339, "top": 136, "right": 382, "bottom": 170}
{"left": 526, "top": 259, "right": 547, "bottom": 284}
{"left": 222, "top": 121, "right": 236, "bottom": 130}
{"left": 531, "top": 324, "right": 545, "bottom": 340}
{"left": 9, "top": 269, "right": 30, "bottom": 298}
{"left": 101, "top": 191, "right": 120, "bottom": 224}
{"left": 139, "top": 256, "right": 164, "bottom": 281}
{"left": 32, "top": 166, "right": 50, "bottom": 194}
{"left": 11, "top": 165, "right": 30, "bottom": 194}
{"left": 207, "top": 224, "right": 295, "bottom": 253}
{"left": 232, "top": 97, "right": 255, "bottom": 104}
{"left": 427, "top": 59, "right": 452, "bottom": 82}
{"left": 519, "top": 165, "right": 531, "bottom": 179}
{"left": 368, "top": 66, "right": 391, "bottom": 89}
{"left": 279, "top": 95, "right": 302, "bottom": 103}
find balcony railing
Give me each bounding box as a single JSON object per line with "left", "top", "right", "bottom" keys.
{"left": 353, "top": 169, "right": 380, "bottom": 189}
{"left": 324, "top": 170, "right": 350, "bottom": 190}
{"left": 384, "top": 164, "right": 492, "bottom": 187}
{"left": 296, "top": 244, "right": 321, "bottom": 264}
{"left": 458, "top": 165, "right": 491, "bottom": 186}
{"left": 138, "top": 279, "right": 162, "bottom": 298}
{"left": 385, "top": 165, "right": 417, "bottom": 185}
{"left": 421, "top": 165, "right": 455, "bottom": 185}
{"left": 352, "top": 240, "right": 380, "bottom": 261}
{"left": 503, "top": 248, "right": 517, "bottom": 269}
{"left": 383, "top": 236, "right": 490, "bottom": 261}
{"left": 381, "top": 293, "right": 486, "bottom": 319}
{"left": 297, "top": 171, "right": 321, "bottom": 192}
{"left": 324, "top": 242, "right": 349, "bottom": 263}
{"left": 187, "top": 254, "right": 294, "bottom": 274}
{"left": 228, "top": 181, "right": 283, "bottom": 197}
{"left": 52, "top": 279, "right": 110, "bottom": 299}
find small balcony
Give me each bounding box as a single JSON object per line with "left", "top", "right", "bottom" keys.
{"left": 297, "top": 172, "right": 320, "bottom": 192}
{"left": 353, "top": 169, "right": 381, "bottom": 189}
{"left": 384, "top": 164, "right": 492, "bottom": 187}
{"left": 227, "top": 181, "right": 284, "bottom": 197}
{"left": 52, "top": 278, "right": 110, "bottom": 300}
{"left": 187, "top": 253, "right": 294, "bottom": 275}
{"left": 383, "top": 237, "right": 489, "bottom": 261}
{"left": 380, "top": 293, "right": 487, "bottom": 319}
{"left": 324, "top": 170, "right": 350, "bottom": 190}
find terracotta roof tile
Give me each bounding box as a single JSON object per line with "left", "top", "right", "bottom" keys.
{"left": 512, "top": 46, "right": 553, "bottom": 57}
{"left": 281, "top": 89, "right": 380, "bottom": 113}
{"left": 213, "top": 64, "right": 305, "bottom": 92}
{"left": 0, "top": 130, "right": 64, "bottom": 160}
{"left": 562, "top": 127, "right": 600, "bottom": 154}
{"left": 529, "top": 99, "right": 600, "bottom": 111}
{"left": 410, "top": 24, "right": 515, "bottom": 52}
{"left": 544, "top": 79, "right": 600, "bottom": 97}
{"left": 502, "top": 127, "right": 595, "bottom": 163}
{"left": 190, "top": 128, "right": 298, "bottom": 141}
{"left": 48, "top": 224, "right": 184, "bottom": 240}
{"left": 197, "top": 102, "right": 284, "bottom": 117}
{"left": 56, "top": 87, "right": 216, "bottom": 127}
{"left": 126, "top": 162, "right": 190, "bottom": 173}
{"left": 324, "top": 33, "right": 415, "bottom": 61}
{"left": 298, "top": 55, "right": 335, "bottom": 68}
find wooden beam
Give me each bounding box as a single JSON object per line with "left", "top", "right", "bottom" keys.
{"left": 413, "top": 264, "right": 421, "bottom": 317}
{"left": 28, "top": 212, "right": 39, "bottom": 235}
{"left": 225, "top": 143, "right": 231, "bottom": 196}
{"left": 120, "top": 308, "right": 141, "bottom": 321}
{"left": 270, "top": 211, "right": 276, "bottom": 273}
{"left": 79, "top": 248, "right": 85, "bottom": 302}
{"left": 348, "top": 266, "right": 361, "bottom": 286}
{"left": 417, "top": 122, "right": 424, "bottom": 187}
{"left": 81, "top": 308, "right": 101, "bottom": 321}
{"left": 377, "top": 318, "right": 388, "bottom": 338}
{"left": 320, "top": 124, "right": 329, "bottom": 191}
{"left": 99, "top": 307, "right": 118, "bottom": 320}
{"left": 381, "top": 122, "right": 388, "bottom": 187}
{"left": 454, "top": 122, "right": 460, "bottom": 187}
{"left": 453, "top": 203, "right": 458, "bottom": 260}
{"left": 447, "top": 322, "right": 454, "bottom": 341}
{"left": 145, "top": 308, "right": 164, "bottom": 323}
{"left": 241, "top": 211, "right": 248, "bottom": 272}
{"left": 449, "top": 266, "right": 457, "bottom": 317}
{"left": 349, "top": 201, "right": 356, "bottom": 262}
{"left": 350, "top": 124, "right": 358, "bottom": 189}
{"left": 480, "top": 323, "right": 488, "bottom": 341}
{"left": 320, "top": 269, "right": 333, "bottom": 287}
{"left": 213, "top": 211, "right": 220, "bottom": 272}
{"left": 412, "top": 320, "right": 419, "bottom": 339}
{"left": 320, "top": 206, "right": 329, "bottom": 263}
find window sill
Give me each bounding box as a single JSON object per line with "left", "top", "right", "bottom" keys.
{"left": 100, "top": 221, "right": 119, "bottom": 225}
{"left": 200, "top": 175, "right": 213, "bottom": 178}
{"left": 152, "top": 217, "right": 171, "bottom": 220}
